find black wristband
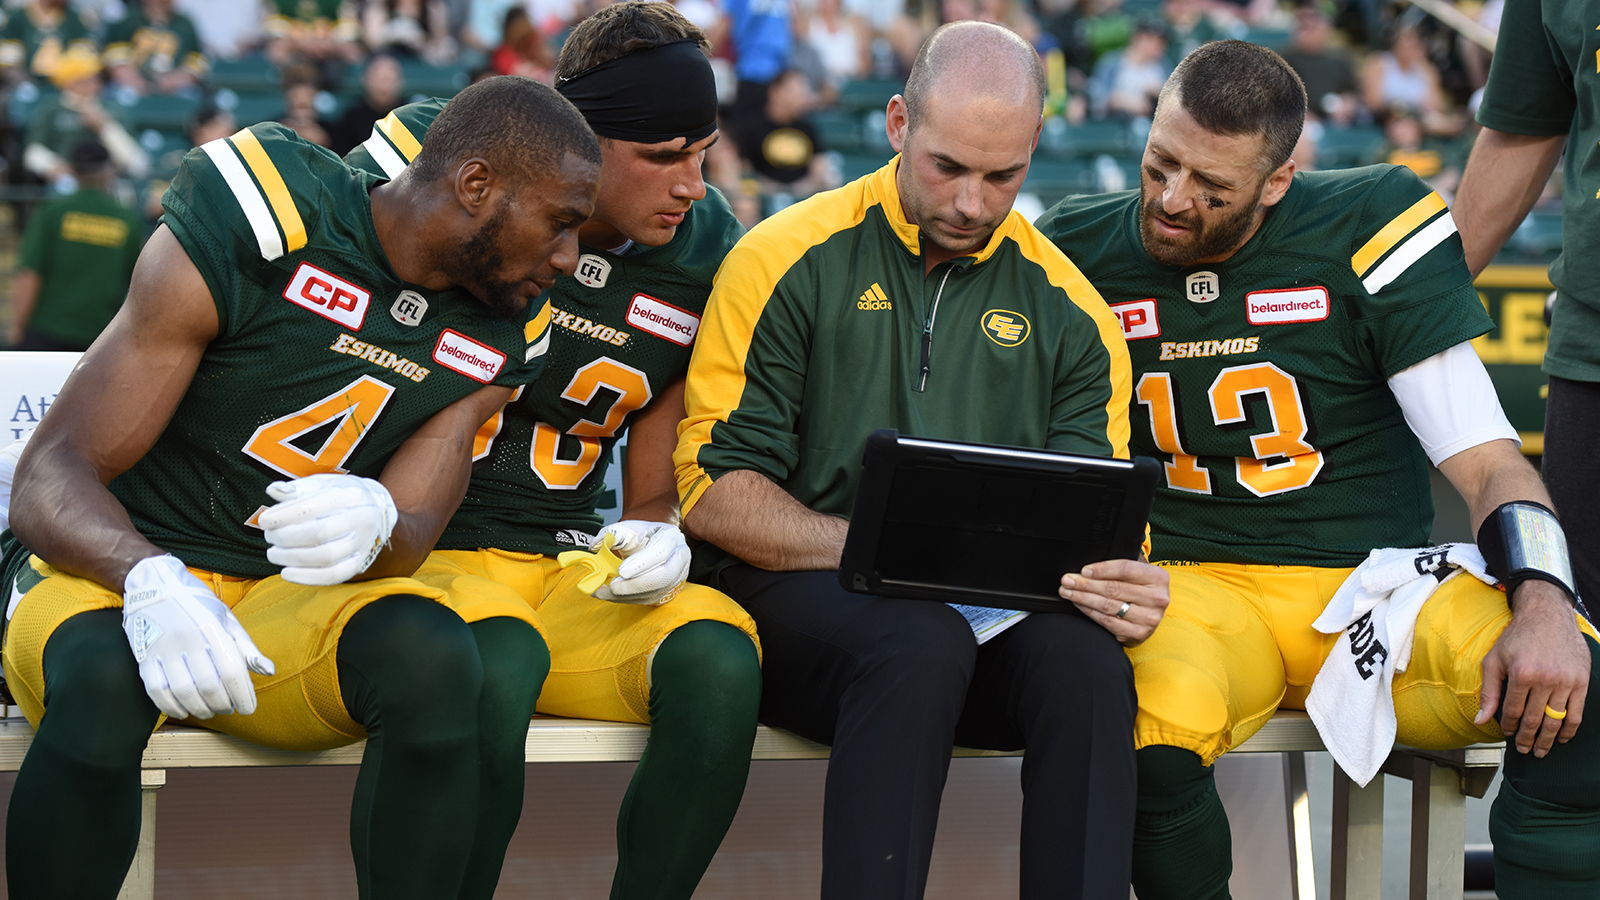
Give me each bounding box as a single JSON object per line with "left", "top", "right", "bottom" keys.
{"left": 1476, "top": 500, "right": 1584, "bottom": 614}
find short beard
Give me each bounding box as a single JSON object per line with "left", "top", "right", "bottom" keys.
{"left": 1138, "top": 182, "right": 1264, "bottom": 268}
{"left": 451, "top": 197, "right": 525, "bottom": 320}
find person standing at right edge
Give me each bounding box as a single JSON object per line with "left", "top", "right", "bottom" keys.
{"left": 1455, "top": 0, "right": 1600, "bottom": 639}
{"left": 675, "top": 21, "right": 1169, "bottom": 900}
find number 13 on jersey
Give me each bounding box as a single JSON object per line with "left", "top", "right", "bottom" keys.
{"left": 1136, "top": 362, "right": 1324, "bottom": 497}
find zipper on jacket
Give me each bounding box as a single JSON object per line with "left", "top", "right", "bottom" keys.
{"left": 918, "top": 265, "right": 955, "bottom": 392}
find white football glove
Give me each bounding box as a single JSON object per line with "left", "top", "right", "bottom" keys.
{"left": 0, "top": 435, "right": 27, "bottom": 533}
{"left": 260, "top": 474, "right": 397, "bottom": 586}
{"left": 592, "top": 520, "right": 690, "bottom": 606}
{"left": 122, "top": 554, "right": 275, "bottom": 720}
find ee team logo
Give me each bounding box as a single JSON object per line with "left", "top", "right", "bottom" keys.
{"left": 981, "top": 309, "right": 1031, "bottom": 347}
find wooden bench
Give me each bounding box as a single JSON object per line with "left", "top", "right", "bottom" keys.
{"left": 0, "top": 709, "right": 1500, "bottom": 900}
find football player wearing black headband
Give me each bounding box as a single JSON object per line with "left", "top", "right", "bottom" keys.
{"left": 346, "top": 4, "right": 758, "bottom": 899}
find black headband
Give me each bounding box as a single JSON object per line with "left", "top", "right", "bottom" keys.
{"left": 556, "top": 40, "right": 718, "bottom": 145}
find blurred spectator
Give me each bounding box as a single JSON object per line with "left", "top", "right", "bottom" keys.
{"left": 1161, "top": 0, "right": 1227, "bottom": 64}
{"left": 458, "top": 0, "right": 516, "bottom": 54}
{"left": 1360, "top": 23, "right": 1460, "bottom": 135}
{"left": 24, "top": 49, "right": 149, "bottom": 188}
{"left": 362, "top": 0, "right": 455, "bottom": 63}
{"left": 797, "top": 0, "right": 871, "bottom": 91}
{"left": 8, "top": 141, "right": 145, "bottom": 351}
{"left": 489, "top": 6, "right": 555, "bottom": 81}
{"left": 274, "top": 62, "right": 332, "bottom": 146}
{"left": 177, "top": 0, "right": 265, "bottom": 59}
{"left": 726, "top": 0, "right": 792, "bottom": 119}
{"left": 1078, "top": 0, "right": 1135, "bottom": 65}
{"left": 142, "top": 105, "right": 236, "bottom": 220}
{"left": 1087, "top": 20, "right": 1168, "bottom": 120}
{"left": 0, "top": 0, "right": 96, "bottom": 85}
{"left": 102, "top": 0, "right": 209, "bottom": 96}
{"left": 263, "top": 0, "right": 363, "bottom": 80}
{"left": 326, "top": 52, "right": 404, "bottom": 153}
{"left": 1375, "top": 106, "right": 1458, "bottom": 196}
{"left": 733, "top": 67, "right": 839, "bottom": 199}
{"left": 1279, "top": 5, "right": 1358, "bottom": 125}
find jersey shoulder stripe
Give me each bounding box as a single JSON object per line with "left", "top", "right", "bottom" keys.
{"left": 197, "top": 126, "right": 308, "bottom": 260}
{"left": 525, "top": 298, "right": 553, "bottom": 361}
{"left": 1360, "top": 212, "right": 1457, "bottom": 294}
{"left": 377, "top": 109, "right": 423, "bottom": 162}
{"left": 1350, "top": 191, "right": 1446, "bottom": 277}
{"left": 349, "top": 98, "right": 445, "bottom": 180}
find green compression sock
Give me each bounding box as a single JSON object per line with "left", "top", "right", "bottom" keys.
{"left": 611, "top": 620, "right": 761, "bottom": 900}
{"left": 7, "top": 610, "right": 159, "bottom": 899}
{"left": 338, "top": 595, "right": 486, "bottom": 900}
{"left": 1490, "top": 634, "right": 1600, "bottom": 896}
{"left": 457, "top": 616, "right": 549, "bottom": 900}
{"left": 1132, "top": 745, "right": 1233, "bottom": 900}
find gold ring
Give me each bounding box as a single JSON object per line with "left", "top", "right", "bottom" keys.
{"left": 1545, "top": 705, "right": 1569, "bottom": 721}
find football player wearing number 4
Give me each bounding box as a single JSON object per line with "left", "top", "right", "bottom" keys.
{"left": 345, "top": 5, "right": 762, "bottom": 898}
{"left": 2, "top": 78, "right": 600, "bottom": 899}
{"left": 1037, "top": 41, "right": 1600, "bottom": 898}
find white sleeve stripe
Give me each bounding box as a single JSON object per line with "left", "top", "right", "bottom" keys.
{"left": 525, "top": 327, "right": 551, "bottom": 361}
{"left": 361, "top": 129, "right": 408, "bottom": 180}
{"left": 1361, "top": 212, "right": 1457, "bottom": 295}
{"left": 199, "top": 137, "right": 284, "bottom": 261}
{"left": 1388, "top": 341, "right": 1518, "bottom": 466}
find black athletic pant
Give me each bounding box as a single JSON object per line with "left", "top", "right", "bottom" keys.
{"left": 720, "top": 566, "right": 1136, "bottom": 900}
{"left": 1543, "top": 375, "right": 1600, "bottom": 612}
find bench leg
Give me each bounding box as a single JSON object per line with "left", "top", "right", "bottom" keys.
{"left": 1282, "top": 753, "right": 1316, "bottom": 900}
{"left": 1409, "top": 756, "right": 1466, "bottom": 900}
{"left": 1330, "top": 767, "right": 1384, "bottom": 900}
{"left": 115, "top": 769, "right": 165, "bottom": 900}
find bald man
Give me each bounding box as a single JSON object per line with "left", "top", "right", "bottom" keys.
{"left": 673, "top": 22, "right": 1167, "bottom": 899}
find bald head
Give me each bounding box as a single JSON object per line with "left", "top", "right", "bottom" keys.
{"left": 903, "top": 21, "right": 1045, "bottom": 131}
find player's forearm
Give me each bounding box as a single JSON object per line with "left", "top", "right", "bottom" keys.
{"left": 1456, "top": 128, "right": 1566, "bottom": 276}
{"left": 683, "top": 468, "right": 848, "bottom": 571}
{"left": 11, "top": 452, "right": 165, "bottom": 592}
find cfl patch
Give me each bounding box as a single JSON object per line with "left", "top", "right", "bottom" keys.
{"left": 433, "top": 329, "right": 506, "bottom": 383}
{"left": 1246, "top": 286, "right": 1330, "bottom": 325}
{"left": 626, "top": 293, "right": 699, "bottom": 346}
{"left": 575, "top": 254, "right": 611, "bottom": 288}
{"left": 1109, "top": 299, "right": 1161, "bottom": 340}
{"left": 390, "top": 290, "right": 427, "bottom": 326}
{"left": 284, "top": 262, "right": 370, "bottom": 330}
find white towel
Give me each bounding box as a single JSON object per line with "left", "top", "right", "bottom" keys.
{"left": 1305, "top": 544, "right": 1497, "bottom": 786}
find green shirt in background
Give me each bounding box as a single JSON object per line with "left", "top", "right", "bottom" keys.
{"left": 18, "top": 186, "right": 144, "bottom": 349}
{"left": 1476, "top": 0, "right": 1600, "bottom": 381}
{"left": 102, "top": 9, "right": 208, "bottom": 81}
{"left": 0, "top": 4, "right": 93, "bottom": 78}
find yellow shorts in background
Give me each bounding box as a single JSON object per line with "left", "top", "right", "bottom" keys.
{"left": 2, "top": 555, "right": 537, "bottom": 750}
{"left": 1130, "top": 561, "right": 1598, "bottom": 764}
{"left": 415, "top": 549, "right": 758, "bottom": 724}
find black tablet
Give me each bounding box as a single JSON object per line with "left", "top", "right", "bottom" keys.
{"left": 838, "top": 430, "right": 1160, "bottom": 613}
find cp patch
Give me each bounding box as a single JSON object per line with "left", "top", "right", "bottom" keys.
{"left": 981, "top": 309, "right": 1031, "bottom": 347}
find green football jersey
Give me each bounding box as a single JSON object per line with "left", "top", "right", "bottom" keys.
{"left": 347, "top": 99, "right": 745, "bottom": 555}
{"left": 0, "top": 5, "right": 92, "bottom": 76}
{"left": 102, "top": 9, "right": 208, "bottom": 80}
{"left": 111, "top": 122, "right": 549, "bottom": 578}
{"left": 1037, "top": 165, "right": 1493, "bottom": 566}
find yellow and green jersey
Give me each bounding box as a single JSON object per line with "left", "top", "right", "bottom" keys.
{"left": 1037, "top": 165, "right": 1492, "bottom": 566}
{"left": 0, "top": 4, "right": 92, "bottom": 78}
{"left": 113, "top": 122, "right": 550, "bottom": 577}
{"left": 347, "top": 99, "right": 745, "bottom": 555}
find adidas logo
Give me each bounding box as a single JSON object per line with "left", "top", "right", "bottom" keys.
{"left": 857, "top": 282, "right": 892, "bottom": 310}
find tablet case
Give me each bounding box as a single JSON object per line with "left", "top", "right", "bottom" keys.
{"left": 838, "top": 430, "right": 1160, "bottom": 613}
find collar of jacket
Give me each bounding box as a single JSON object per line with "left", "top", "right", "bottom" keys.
{"left": 867, "top": 154, "right": 1017, "bottom": 268}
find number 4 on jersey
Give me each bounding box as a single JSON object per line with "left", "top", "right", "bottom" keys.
{"left": 1136, "top": 362, "right": 1324, "bottom": 497}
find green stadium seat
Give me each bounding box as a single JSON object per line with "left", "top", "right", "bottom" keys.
{"left": 1038, "top": 118, "right": 1137, "bottom": 161}
{"left": 1242, "top": 26, "right": 1292, "bottom": 50}
{"left": 1505, "top": 211, "right": 1563, "bottom": 260}
{"left": 123, "top": 93, "right": 203, "bottom": 132}
{"left": 813, "top": 108, "right": 865, "bottom": 153}
{"left": 399, "top": 60, "right": 467, "bottom": 98}
{"left": 835, "top": 77, "right": 901, "bottom": 115}
{"left": 1317, "top": 125, "right": 1384, "bottom": 169}
{"left": 208, "top": 55, "right": 280, "bottom": 93}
